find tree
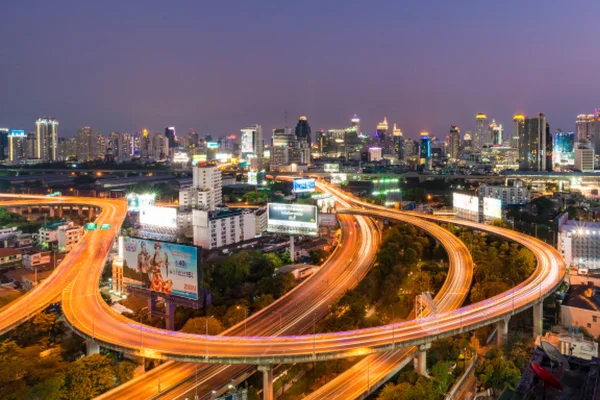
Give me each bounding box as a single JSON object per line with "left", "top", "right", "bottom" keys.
{"left": 223, "top": 305, "right": 248, "bottom": 328}
{"left": 114, "top": 360, "right": 137, "bottom": 385}
{"left": 309, "top": 249, "right": 328, "bottom": 265}
{"left": 62, "top": 354, "right": 116, "bottom": 400}
{"left": 180, "top": 317, "right": 224, "bottom": 335}
{"left": 253, "top": 294, "right": 275, "bottom": 310}
{"left": 476, "top": 349, "right": 521, "bottom": 395}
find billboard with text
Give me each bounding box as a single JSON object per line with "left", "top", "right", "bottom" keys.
{"left": 121, "top": 237, "right": 200, "bottom": 300}
{"left": 293, "top": 178, "right": 316, "bottom": 193}
{"left": 267, "top": 203, "right": 318, "bottom": 236}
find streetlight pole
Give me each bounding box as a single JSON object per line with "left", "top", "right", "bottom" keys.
{"left": 389, "top": 304, "right": 395, "bottom": 347}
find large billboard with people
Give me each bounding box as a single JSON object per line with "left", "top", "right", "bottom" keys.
{"left": 267, "top": 203, "right": 318, "bottom": 236}
{"left": 121, "top": 237, "right": 200, "bottom": 300}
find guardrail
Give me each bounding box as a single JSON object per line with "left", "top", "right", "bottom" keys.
{"left": 445, "top": 354, "right": 479, "bottom": 400}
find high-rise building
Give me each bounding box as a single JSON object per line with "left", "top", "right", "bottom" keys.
{"left": 8, "top": 130, "right": 26, "bottom": 164}
{"left": 489, "top": 120, "right": 503, "bottom": 146}
{"left": 419, "top": 132, "right": 431, "bottom": 169}
{"left": 594, "top": 109, "right": 600, "bottom": 160}
{"left": 294, "top": 116, "right": 311, "bottom": 147}
{"left": 392, "top": 123, "right": 404, "bottom": 160}
{"left": 165, "top": 127, "right": 177, "bottom": 149}
{"left": 109, "top": 132, "right": 133, "bottom": 161}
{"left": 0, "top": 128, "right": 9, "bottom": 161}
{"left": 376, "top": 117, "right": 388, "bottom": 144}
{"left": 241, "top": 124, "right": 264, "bottom": 170}
{"left": 449, "top": 125, "right": 460, "bottom": 161}
{"left": 519, "top": 113, "right": 552, "bottom": 171}
{"left": 512, "top": 114, "right": 525, "bottom": 150}
{"left": 152, "top": 131, "right": 169, "bottom": 160}
{"left": 474, "top": 113, "right": 488, "bottom": 151}
{"left": 576, "top": 114, "right": 594, "bottom": 142}
{"left": 26, "top": 132, "right": 36, "bottom": 159}
{"left": 35, "top": 117, "right": 59, "bottom": 161}
{"left": 351, "top": 115, "right": 360, "bottom": 136}
{"left": 75, "top": 126, "right": 98, "bottom": 162}
{"left": 463, "top": 131, "right": 472, "bottom": 151}
{"left": 139, "top": 130, "right": 152, "bottom": 160}
{"left": 574, "top": 141, "right": 594, "bottom": 172}
{"left": 179, "top": 165, "right": 223, "bottom": 211}
{"left": 553, "top": 130, "right": 575, "bottom": 167}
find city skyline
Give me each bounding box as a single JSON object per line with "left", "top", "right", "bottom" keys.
{"left": 2, "top": 1, "right": 599, "bottom": 139}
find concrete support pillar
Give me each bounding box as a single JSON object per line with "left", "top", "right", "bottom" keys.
{"left": 148, "top": 297, "right": 156, "bottom": 315}
{"left": 290, "top": 235, "right": 295, "bottom": 263}
{"left": 413, "top": 343, "right": 430, "bottom": 376}
{"left": 77, "top": 206, "right": 83, "bottom": 216}
{"left": 497, "top": 317, "right": 510, "bottom": 346}
{"left": 27, "top": 206, "right": 32, "bottom": 215}
{"left": 58, "top": 206, "right": 63, "bottom": 218}
{"left": 89, "top": 207, "right": 93, "bottom": 220}
{"left": 49, "top": 206, "right": 55, "bottom": 217}
{"left": 165, "top": 302, "right": 176, "bottom": 331}
{"left": 86, "top": 339, "right": 100, "bottom": 355}
{"left": 258, "top": 365, "right": 274, "bottom": 400}
{"left": 533, "top": 301, "right": 543, "bottom": 339}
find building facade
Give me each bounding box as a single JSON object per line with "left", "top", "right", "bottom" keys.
{"left": 478, "top": 180, "right": 530, "bottom": 205}
{"left": 35, "top": 117, "right": 59, "bottom": 161}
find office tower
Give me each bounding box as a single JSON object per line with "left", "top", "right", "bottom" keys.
{"left": 576, "top": 114, "right": 594, "bottom": 142}
{"left": 575, "top": 141, "right": 594, "bottom": 172}
{"left": 152, "top": 131, "right": 169, "bottom": 160}
{"left": 473, "top": 113, "right": 488, "bottom": 151}
{"left": 165, "top": 127, "right": 177, "bottom": 149}
{"left": 179, "top": 164, "right": 223, "bottom": 211}
{"left": 512, "top": 114, "right": 525, "bottom": 149}
{"left": 594, "top": 109, "right": 600, "bottom": 160}
{"left": 449, "top": 125, "right": 460, "bottom": 161}
{"left": 187, "top": 129, "right": 199, "bottom": 149}
{"left": 75, "top": 126, "right": 98, "bottom": 162}
{"left": 241, "top": 124, "right": 264, "bottom": 170}
{"left": 0, "top": 128, "right": 9, "bottom": 160}
{"left": 489, "top": 120, "right": 503, "bottom": 146}
{"left": 351, "top": 114, "right": 360, "bottom": 135}
{"left": 376, "top": 117, "right": 388, "bottom": 144}
{"left": 139, "top": 130, "right": 152, "bottom": 160}
{"left": 419, "top": 132, "right": 431, "bottom": 169}
{"left": 26, "top": 132, "right": 37, "bottom": 159}
{"left": 553, "top": 130, "right": 575, "bottom": 166}
{"left": 270, "top": 128, "right": 292, "bottom": 171}
{"left": 519, "top": 113, "right": 552, "bottom": 171}
{"left": 8, "top": 130, "right": 26, "bottom": 164}
{"left": 392, "top": 123, "right": 404, "bottom": 160}
{"left": 35, "top": 117, "right": 59, "bottom": 161}
{"left": 109, "top": 132, "right": 132, "bottom": 161}
{"left": 58, "top": 137, "right": 76, "bottom": 161}
{"left": 462, "top": 131, "right": 472, "bottom": 151}
{"left": 294, "top": 116, "right": 312, "bottom": 147}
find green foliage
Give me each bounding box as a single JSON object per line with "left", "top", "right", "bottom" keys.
{"left": 114, "top": 360, "right": 137, "bottom": 385}
{"left": 0, "top": 291, "right": 23, "bottom": 308}
{"left": 180, "top": 317, "right": 225, "bottom": 335}
{"left": 62, "top": 354, "right": 116, "bottom": 399}
{"left": 223, "top": 305, "right": 249, "bottom": 328}
{"left": 309, "top": 249, "right": 329, "bottom": 265}
{"left": 476, "top": 349, "right": 521, "bottom": 393}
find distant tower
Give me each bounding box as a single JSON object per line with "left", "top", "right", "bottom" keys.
{"left": 376, "top": 117, "right": 388, "bottom": 143}
{"left": 473, "top": 113, "right": 488, "bottom": 151}
{"left": 392, "top": 123, "right": 404, "bottom": 160}
{"left": 419, "top": 132, "right": 431, "bottom": 170}
{"left": 489, "top": 120, "right": 503, "bottom": 146}
{"left": 165, "top": 127, "right": 177, "bottom": 148}
{"left": 519, "top": 113, "right": 551, "bottom": 171}
{"left": 294, "top": 116, "right": 312, "bottom": 147}
{"left": 35, "top": 117, "right": 59, "bottom": 161}
{"left": 512, "top": 114, "right": 525, "bottom": 150}
{"left": 351, "top": 114, "right": 360, "bottom": 135}
{"left": 449, "top": 126, "right": 460, "bottom": 161}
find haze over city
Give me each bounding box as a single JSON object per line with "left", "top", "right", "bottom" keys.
{"left": 2, "top": 0, "right": 599, "bottom": 138}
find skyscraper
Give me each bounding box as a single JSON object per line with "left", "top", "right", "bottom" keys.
{"left": 75, "top": 126, "right": 98, "bottom": 162}
{"left": 351, "top": 114, "right": 360, "bottom": 136}
{"left": 594, "top": 109, "right": 600, "bottom": 161}
{"left": 419, "top": 132, "right": 431, "bottom": 169}
{"left": 8, "top": 130, "right": 26, "bottom": 164}
{"left": 165, "top": 127, "right": 177, "bottom": 149}
{"left": 519, "top": 113, "right": 552, "bottom": 171}
{"left": 489, "top": 120, "right": 503, "bottom": 146}
{"left": 376, "top": 117, "right": 388, "bottom": 144}
{"left": 294, "top": 116, "right": 311, "bottom": 147}
{"left": 473, "top": 113, "right": 488, "bottom": 152}
{"left": 392, "top": 123, "right": 404, "bottom": 160}
{"left": 512, "top": 114, "right": 525, "bottom": 149}
{"left": 35, "top": 117, "right": 59, "bottom": 161}
{"left": 0, "top": 128, "right": 9, "bottom": 161}
{"left": 553, "top": 130, "right": 575, "bottom": 166}
{"left": 241, "top": 124, "right": 264, "bottom": 170}
{"left": 576, "top": 114, "right": 594, "bottom": 142}
{"left": 449, "top": 125, "right": 460, "bottom": 161}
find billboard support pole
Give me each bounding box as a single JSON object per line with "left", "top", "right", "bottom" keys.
{"left": 165, "top": 302, "right": 175, "bottom": 330}
{"left": 290, "top": 235, "right": 295, "bottom": 263}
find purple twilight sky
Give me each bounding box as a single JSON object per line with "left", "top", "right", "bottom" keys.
{"left": 1, "top": 0, "right": 598, "bottom": 140}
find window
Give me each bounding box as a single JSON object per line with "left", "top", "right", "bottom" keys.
{"left": 587, "top": 323, "right": 592, "bottom": 328}
{"left": 594, "top": 316, "right": 598, "bottom": 323}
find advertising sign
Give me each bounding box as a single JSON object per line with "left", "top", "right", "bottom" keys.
{"left": 121, "top": 237, "right": 200, "bottom": 300}
{"left": 267, "top": 203, "right": 318, "bottom": 236}
{"left": 483, "top": 197, "right": 502, "bottom": 219}
{"left": 318, "top": 213, "right": 337, "bottom": 227}
{"left": 293, "top": 178, "right": 316, "bottom": 193}
{"left": 173, "top": 152, "right": 189, "bottom": 163}
{"left": 241, "top": 130, "right": 254, "bottom": 153}
{"left": 192, "top": 154, "right": 207, "bottom": 166}
{"left": 139, "top": 206, "right": 177, "bottom": 228}
{"left": 452, "top": 193, "right": 479, "bottom": 212}
{"left": 248, "top": 171, "right": 258, "bottom": 185}
{"left": 207, "top": 142, "right": 219, "bottom": 149}
{"left": 324, "top": 163, "right": 340, "bottom": 173}
{"left": 330, "top": 173, "right": 347, "bottom": 184}
{"left": 127, "top": 193, "right": 155, "bottom": 212}
{"left": 315, "top": 195, "right": 336, "bottom": 213}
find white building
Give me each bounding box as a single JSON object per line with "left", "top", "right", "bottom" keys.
{"left": 575, "top": 142, "right": 594, "bottom": 172}
{"left": 254, "top": 207, "right": 268, "bottom": 235}
{"left": 192, "top": 209, "right": 255, "bottom": 249}
{"left": 57, "top": 224, "right": 84, "bottom": 252}
{"left": 241, "top": 124, "right": 264, "bottom": 170}
{"left": 368, "top": 147, "right": 382, "bottom": 161}
{"left": 179, "top": 165, "right": 223, "bottom": 211}
{"left": 478, "top": 180, "right": 530, "bottom": 205}
{"left": 561, "top": 283, "right": 600, "bottom": 338}
{"left": 559, "top": 219, "right": 600, "bottom": 270}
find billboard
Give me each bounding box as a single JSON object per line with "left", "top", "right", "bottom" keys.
{"left": 324, "top": 163, "right": 340, "bottom": 173}
{"left": 192, "top": 154, "right": 207, "bottom": 166}
{"left": 453, "top": 193, "right": 479, "bottom": 212}
{"left": 241, "top": 130, "right": 254, "bottom": 153}
{"left": 139, "top": 205, "right": 177, "bottom": 228}
{"left": 173, "top": 152, "right": 189, "bottom": 163}
{"left": 206, "top": 142, "right": 219, "bottom": 149}
{"left": 248, "top": 171, "right": 258, "bottom": 185}
{"left": 483, "top": 197, "right": 502, "bottom": 219}
{"left": 293, "top": 178, "right": 316, "bottom": 193}
{"left": 121, "top": 237, "right": 200, "bottom": 300}
{"left": 267, "top": 203, "right": 318, "bottom": 236}
{"left": 318, "top": 213, "right": 337, "bottom": 227}
{"left": 127, "top": 193, "right": 155, "bottom": 212}
{"left": 330, "top": 173, "right": 347, "bottom": 184}
{"left": 315, "top": 195, "right": 336, "bottom": 213}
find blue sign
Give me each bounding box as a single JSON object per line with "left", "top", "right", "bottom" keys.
{"left": 293, "top": 178, "right": 316, "bottom": 193}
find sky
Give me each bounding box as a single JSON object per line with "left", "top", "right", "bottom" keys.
{"left": 1, "top": 0, "right": 599, "bottom": 140}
